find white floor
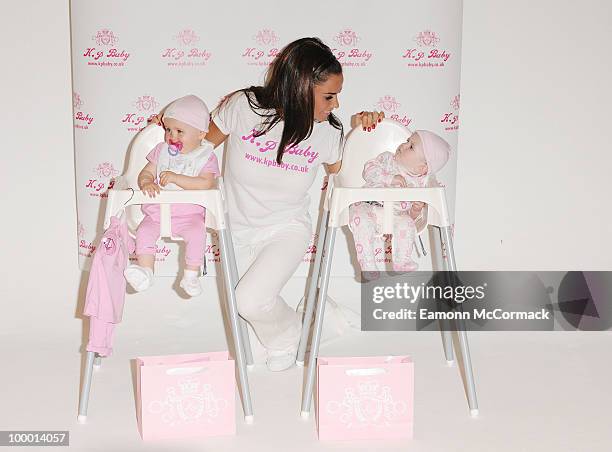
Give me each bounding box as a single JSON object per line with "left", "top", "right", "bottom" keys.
{"left": 2, "top": 292, "right": 611, "bottom": 452}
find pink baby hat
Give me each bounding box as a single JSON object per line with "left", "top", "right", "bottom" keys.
{"left": 414, "top": 130, "right": 451, "bottom": 175}
{"left": 162, "top": 95, "right": 210, "bottom": 132}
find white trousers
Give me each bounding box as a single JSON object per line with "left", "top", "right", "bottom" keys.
{"left": 232, "top": 218, "right": 311, "bottom": 352}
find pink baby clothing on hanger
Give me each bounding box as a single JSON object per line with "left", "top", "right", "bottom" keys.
{"left": 83, "top": 214, "right": 135, "bottom": 356}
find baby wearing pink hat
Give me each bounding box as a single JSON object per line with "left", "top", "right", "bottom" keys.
{"left": 349, "top": 130, "right": 451, "bottom": 272}
{"left": 124, "top": 95, "right": 220, "bottom": 297}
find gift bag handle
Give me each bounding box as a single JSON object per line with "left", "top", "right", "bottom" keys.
{"left": 165, "top": 366, "right": 209, "bottom": 376}
{"left": 345, "top": 368, "right": 387, "bottom": 376}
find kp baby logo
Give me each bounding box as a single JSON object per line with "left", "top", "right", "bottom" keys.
{"left": 162, "top": 29, "right": 212, "bottom": 68}
{"left": 83, "top": 29, "right": 131, "bottom": 68}
{"left": 441, "top": 94, "right": 460, "bottom": 131}
{"left": 122, "top": 95, "right": 160, "bottom": 132}
{"left": 375, "top": 95, "right": 413, "bottom": 128}
{"left": 205, "top": 232, "right": 221, "bottom": 264}
{"left": 402, "top": 30, "right": 452, "bottom": 68}
{"left": 331, "top": 29, "right": 373, "bottom": 67}
{"left": 73, "top": 92, "right": 95, "bottom": 130}
{"left": 85, "top": 162, "right": 118, "bottom": 199}
{"left": 77, "top": 222, "right": 96, "bottom": 258}
{"left": 241, "top": 29, "right": 281, "bottom": 67}
{"left": 303, "top": 233, "right": 319, "bottom": 264}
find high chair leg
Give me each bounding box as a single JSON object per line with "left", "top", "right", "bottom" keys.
{"left": 301, "top": 228, "right": 337, "bottom": 419}
{"left": 431, "top": 226, "right": 455, "bottom": 364}
{"left": 239, "top": 320, "right": 253, "bottom": 369}
{"left": 219, "top": 229, "right": 254, "bottom": 423}
{"left": 297, "top": 210, "right": 329, "bottom": 366}
{"left": 440, "top": 225, "right": 479, "bottom": 416}
{"left": 225, "top": 223, "right": 254, "bottom": 367}
{"left": 77, "top": 351, "right": 96, "bottom": 423}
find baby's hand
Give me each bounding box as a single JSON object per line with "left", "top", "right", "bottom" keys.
{"left": 391, "top": 175, "right": 407, "bottom": 188}
{"left": 141, "top": 181, "right": 160, "bottom": 198}
{"left": 159, "top": 171, "right": 177, "bottom": 187}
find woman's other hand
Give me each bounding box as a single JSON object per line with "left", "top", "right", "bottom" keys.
{"left": 351, "top": 111, "right": 385, "bottom": 131}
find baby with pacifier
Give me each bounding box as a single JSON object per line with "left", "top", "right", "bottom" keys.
{"left": 124, "top": 95, "right": 220, "bottom": 296}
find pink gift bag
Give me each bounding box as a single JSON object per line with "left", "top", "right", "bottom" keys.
{"left": 316, "top": 355, "right": 414, "bottom": 441}
{"left": 135, "top": 351, "right": 236, "bottom": 441}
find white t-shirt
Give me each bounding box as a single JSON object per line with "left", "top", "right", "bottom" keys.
{"left": 212, "top": 91, "right": 343, "bottom": 230}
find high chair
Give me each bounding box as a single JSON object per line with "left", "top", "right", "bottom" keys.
{"left": 77, "top": 124, "right": 255, "bottom": 424}
{"left": 297, "top": 119, "right": 479, "bottom": 418}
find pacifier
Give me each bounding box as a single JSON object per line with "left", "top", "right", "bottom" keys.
{"left": 168, "top": 139, "right": 183, "bottom": 156}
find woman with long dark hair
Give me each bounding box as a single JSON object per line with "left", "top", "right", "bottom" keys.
{"left": 163, "top": 37, "right": 383, "bottom": 371}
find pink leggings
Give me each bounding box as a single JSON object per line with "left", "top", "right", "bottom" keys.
{"left": 136, "top": 213, "right": 206, "bottom": 267}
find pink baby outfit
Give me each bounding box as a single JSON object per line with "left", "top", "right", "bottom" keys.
{"left": 348, "top": 130, "right": 450, "bottom": 272}
{"left": 349, "top": 152, "right": 422, "bottom": 272}
{"left": 136, "top": 141, "right": 220, "bottom": 268}
{"left": 84, "top": 215, "right": 135, "bottom": 356}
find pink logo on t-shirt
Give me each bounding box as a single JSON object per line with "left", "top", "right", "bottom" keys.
{"left": 83, "top": 29, "right": 130, "bottom": 68}
{"left": 330, "top": 29, "right": 373, "bottom": 68}
{"left": 402, "top": 30, "right": 451, "bottom": 68}
{"left": 162, "top": 29, "right": 212, "bottom": 68}
{"left": 375, "top": 96, "right": 413, "bottom": 127}
{"left": 440, "top": 94, "right": 460, "bottom": 131}
{"left": 241, "top": 129, "right": 320, "bottom": 164}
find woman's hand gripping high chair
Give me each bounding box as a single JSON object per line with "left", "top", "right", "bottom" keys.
{"left": 297, "top": 119, "right": 479, "bottom": 418}
{"left": 77, "top": 124, "right": 255, "bottom": 424}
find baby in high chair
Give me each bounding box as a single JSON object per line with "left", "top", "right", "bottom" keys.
{"left": 348, "top": 130, "right": 450, "bottom": 272}
{"left": 124, "top": 95, "right": 220, "bottom": 297}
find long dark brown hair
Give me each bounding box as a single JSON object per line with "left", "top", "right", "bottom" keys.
{"left": 219, "top": 37, "right": 343, "bottom": 164}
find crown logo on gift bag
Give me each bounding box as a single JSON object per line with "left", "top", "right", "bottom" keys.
{"left": 149, "top": 378, "right": 229, "bottom": 426}
{"left": 326, "top": 382, "right": 408, "bottom": 428}
{"left": 178, "top": 378, "right": 200, "bottom": 395}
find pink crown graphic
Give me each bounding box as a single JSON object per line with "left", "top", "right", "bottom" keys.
{"left": 73, "top": 92, "right": 83, "bottom": 109}
{"left": 93, "top": 29, "right": 118, "bottom": 47}
{"left": 414, "top": 30, "right": 440, "bottom": 47}
{"left": 93, "top": 162, "right": 119, "bottom": 178}
{"left": 376, "top": 95, "right": 401, "bottom": 113}
{"left": 77, "top": 221, "right": 85, "bottom": 238}
{"left": 133, "top": 95, "right": 159, "bottom": 112}
{"left": 254, "top": 29, "right": 279, "bottom": 46}
{"left": 174, "top": 29, "right": 200, "bottom": 46}
{"left": 334, "top": 29, "right": 360, "bottom": 47}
